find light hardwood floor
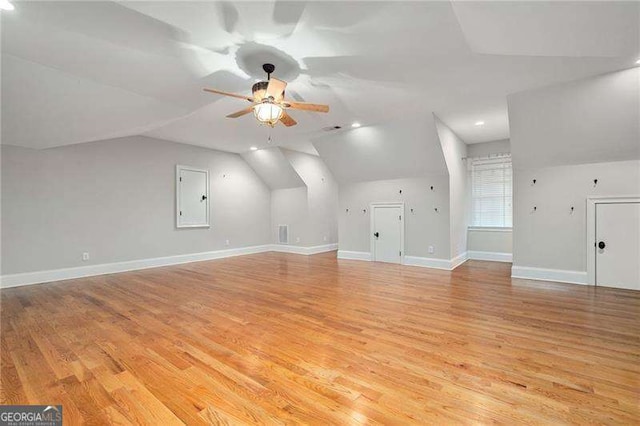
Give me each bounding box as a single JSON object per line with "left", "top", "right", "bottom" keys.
{"left": 1, "top": 252, "right": 639, "bottom": 424}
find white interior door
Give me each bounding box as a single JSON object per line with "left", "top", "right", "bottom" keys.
{"left": 372, "top": 206, "right": 402, "bottom": 264}
{"left": 596, "top": 202, "right": 640, "bottom": 290}
{"left": 177, "top": 166, "right": 209, "bottom": 228}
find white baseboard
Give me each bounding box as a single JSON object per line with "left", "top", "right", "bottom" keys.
{"left": 403, "top": 256, "right": 453, "bottom": 270}
{"left": 450, "top": 252, "right": 469, "bottom": 269}
{"left": 338, "top": 251, "right": 468, "bottom": 271}
{"left": 511, "top": 266, "right": 589, "bottom": 285}
{"left": 305, "top": 243, "right": 339, "bottom": 255}
{"left": 405, "top": 252, "right": 468, "bottom": 271}
{"left": 337, "top": 250, "right": 372, "bottom": 261}
{"left": 0, "top": 243, "right": 339, "bottom": 289}
{"left": 271, "top": 243, "right": 338, "bottom": 255}
{"left": 0, "top": 244, "right": 272, "bottom": 289}
{"left": 468, "top": 251, "right": 513, "bottom": 263}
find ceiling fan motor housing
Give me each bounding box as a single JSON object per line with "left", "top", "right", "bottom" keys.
{"left": 252, "top": 81, "right": 284, "bottom": 102}
{"left": 252, "top": 81, "right": 268, "bottom": 102}
{"left": 252, "top": 81, "right": 269, "bottom": 95}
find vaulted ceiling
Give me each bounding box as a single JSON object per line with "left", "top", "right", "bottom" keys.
{"left": 2, "top": 1, "right": 638, "bottom": 152}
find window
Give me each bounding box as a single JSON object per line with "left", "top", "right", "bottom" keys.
{"left": 470, "top": 154, "right": 512, "bottom": 227}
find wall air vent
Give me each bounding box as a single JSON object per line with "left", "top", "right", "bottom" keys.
{"left": 278, "top": 225, "right": 289, "bottom": 244}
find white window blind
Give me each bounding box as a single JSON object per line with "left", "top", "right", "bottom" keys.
{"left": 470, "top": 154, "right": 512, "bottom": 227}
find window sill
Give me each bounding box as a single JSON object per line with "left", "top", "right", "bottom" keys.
{"left": 468, "top": 226, "right": 512, "bottom": 233}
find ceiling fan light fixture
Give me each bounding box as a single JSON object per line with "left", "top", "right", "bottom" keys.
{"left": 475, "top": 120, "right": 485, "bottom": 126}
{"left": 254, "top": 101, "right": 284, "bottom": 127}
{"left": 351, "top": 122, "right": 361, "bottom": 128}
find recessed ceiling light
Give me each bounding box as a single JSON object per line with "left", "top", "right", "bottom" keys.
{"left": 636, "top": 59, "right": 640, "bottom": 65}
{"left": 250, "top": 146, "right": 258, "bottom": 151}
{"left": 351, "top": 122, "right": 361, "bottom": 128}
{"left": 475, "top": 121, "right": 485, "bottom": 126}
{"left": 0, "top": 0, "right": 15, "bottom": 10}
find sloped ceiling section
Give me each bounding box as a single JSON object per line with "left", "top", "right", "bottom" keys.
{"left": 241, "top": 147, "right": 305, "bottom": 190}
{"left": 312, "top": 116, "right": 447, "bottom": 184}
{"left": 508, "top": 67, "right": 640, "bottom": 169}
{"left": 1, "top": 55, "right": 188, "bottom": 149}
{"left": 280, "top": 147, "right": 337, "bottom": 189}
{"left": 451, "top": 1, "right": 639, "bottom": 58}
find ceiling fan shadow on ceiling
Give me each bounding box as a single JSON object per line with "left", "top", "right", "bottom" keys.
{"left": 203, "top": 63, "right": 329, "bottom": 128}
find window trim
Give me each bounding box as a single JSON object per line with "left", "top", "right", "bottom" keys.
{"left": 467, "top": 226, "right": 512, "bottom": 232}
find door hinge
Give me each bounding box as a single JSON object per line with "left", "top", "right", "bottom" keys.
{"left": 179, "top": 211, "right": 182, "bottom": 216}
{"left": 179, "top": 177, "right": 182, "bottom": 182}
{"left": 399, "top": 215, "right": 402, "bottom": 220}
{"left": 399, "top": 250, "right": 402, "bottom": 256}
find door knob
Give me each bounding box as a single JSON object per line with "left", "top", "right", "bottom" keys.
{"left": 201, "top": 195, "right": 207, "bottom": 201}
{"left": 374, "top": 232, "right": 379, "bottom": 238}
{"left": 598, "top": 241, "right": 605, "bottom": 249}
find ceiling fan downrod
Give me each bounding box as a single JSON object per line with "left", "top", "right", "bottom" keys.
{"left": 262, "top": 63, "right": 275, "bottom": 80}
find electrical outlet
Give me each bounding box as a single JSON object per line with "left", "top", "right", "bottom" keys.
{"left": 82, "top": 252, "right": 90, "bottom": 261}
{"left": 296, "top": 237, "right": 301, "bottom": 243}
{"left": 428, "top": 246, "right": 434, "bottom": 254}
{"left": 225, "top": 239, "right": 230, "bottom": 246}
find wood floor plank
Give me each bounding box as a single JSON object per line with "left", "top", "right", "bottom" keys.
{"left": 1, "top": 253, "right": 639, "bottom": 424}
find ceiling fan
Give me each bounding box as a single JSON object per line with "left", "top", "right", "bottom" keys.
{"left": 203, "top": 63, "right": 329, "bottom": 128}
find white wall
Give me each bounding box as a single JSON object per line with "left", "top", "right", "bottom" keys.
{"left": 435, "top": 116, "right": 469, "bottom": 258}
{"left": 508, "top": 68, "right": 640, "bottom": 279}
{"left": 338, "top": 176, "right": 451, "bottom": 259}
{"left": 310, "top": 115, "right": 452, "bottom": 259}
{"left": 271, "top": 187, "right": 308, "bottom": 244}
{"left": 280, "top": 149, "right": 339, "bottom": 247}
{"left": 468, "top": 228, "right": 512, "bottom": 253}
{"left": 513, "top": 160, "right": 640, "bottom": 273}
{"left": 1, "top": 136, "right": 272, "bottom": 275}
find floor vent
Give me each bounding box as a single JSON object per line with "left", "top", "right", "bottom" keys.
{"left": 278, "top": 225, "right": 289, "bottom": 244}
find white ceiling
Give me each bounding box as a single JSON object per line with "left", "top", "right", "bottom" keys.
{"left": 2, "top": 1, "right": 638, "bottom": 151}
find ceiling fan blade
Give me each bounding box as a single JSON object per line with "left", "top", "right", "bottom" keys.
{"left": 203, "top": 88, "right": 253, "bottom": 102}
{"left": 266, "top": 78, "right": 287, "bottom": 100}
{"left": 226, "top": 106, "right": 255, "bottom": 118}
{"left": 284, "top": 101, "right": 329, "bottom": 113}
{"left": 280, "top": 111, "right": 297, "bottom": 127}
